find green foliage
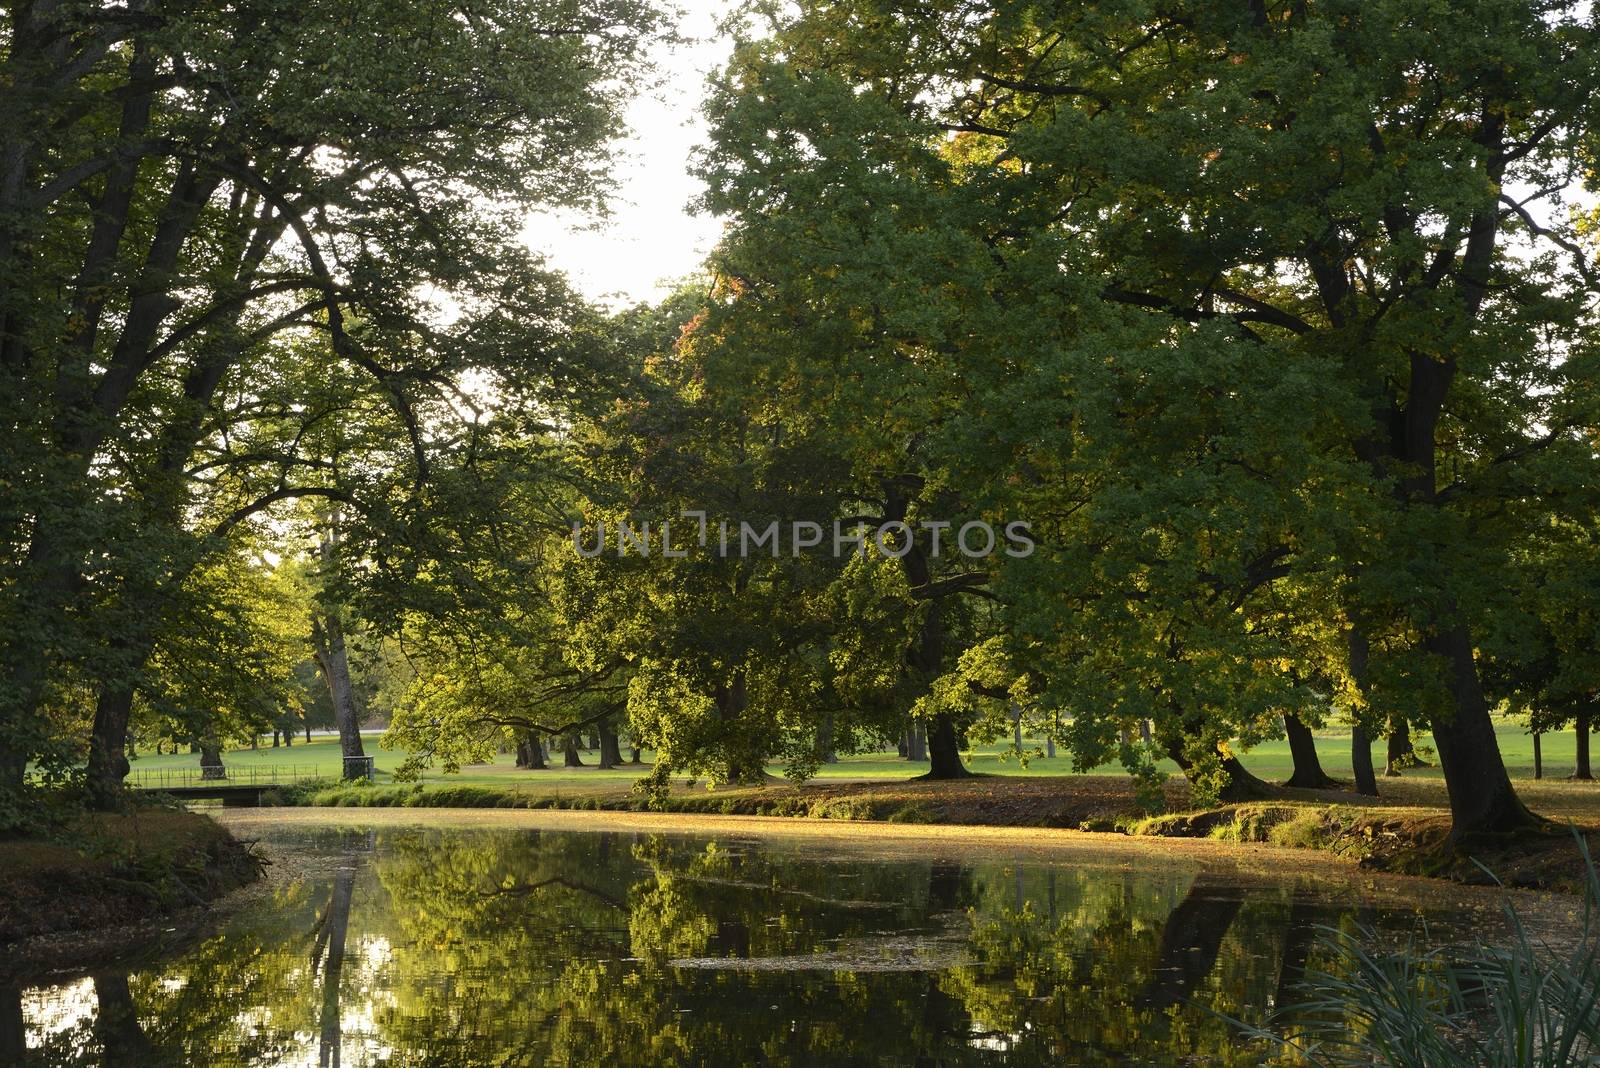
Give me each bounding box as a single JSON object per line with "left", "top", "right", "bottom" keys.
{"left": 0, "top": 0, "right": 670, "bottom": 812}
{"left": 3, "top": 0, "right": 1598, "bottom": 850}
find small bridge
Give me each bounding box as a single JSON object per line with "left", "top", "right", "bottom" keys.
{"left": 127, "top": 764, "right": 327, "bottom": 806}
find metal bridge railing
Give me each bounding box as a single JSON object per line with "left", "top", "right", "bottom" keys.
{"left": 125, "top": 764, "right": 325, "bottom": 791}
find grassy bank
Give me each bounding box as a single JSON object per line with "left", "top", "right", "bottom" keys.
{"left": 0, "top": 806, "right": 262, "bottom": 954}
{"left": 263, "top": 772, "right": 1600, "bottom": 892}
{"left": 124, "top": 717, "right": 1585, "bottom": 788}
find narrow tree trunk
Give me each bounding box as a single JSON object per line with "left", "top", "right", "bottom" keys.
{"left": 1011, "top": 703, "right": 1024, "bottom": 754}
{"left": 1385, "top": 719, "right": 1413, "bottom": 776}
{"left": 817, "top": 712, "right": 838, "bottom": 764}
{"left": 85, "top": 685, "right": 137, "bottom": 809}
{"left": 1533, "top": 732, "right": 1543, "bottom": 779}
{"left": 1274, "top": 901, "right": 1322, "bottom": 1009}
{"left": 1347, "top": 626, "right": 1380, "bottom": 796}
{"left": 1139, "top": 719, "right": 1152, "bottom": 746}
{"left": 888, "top": 480, "right": 968, "bottom": 780}
{"left": 562, "top": 732, "right": 585, "bottom": 767}
{"left": 1573, "top": 708, "right": 1593, "bottom": 781}
{"left": 272, "top": 732, "right": 281, "bottom": 748}
{"left": 304, "top": 723, "right": 311, "bottom": 743}
{"left": 1351, "top": 723, "right": 1379, "bottom": 797}
{"left": 1282, "top": 713, "right": 1337, "bottom": 789}
{"left": 315, "top": 851, "right": 357, "bottom": 1068}
{"left": 311, "top": 610, "right": 365, "bottom": 780}
{"left": 0, "top": 985, "right": 22, "bottom": 1067}
{"left": 897, "top": 728, "right": 909, "bottom": 758}
{"left": 199, "top": 742, "right": 225, "bottom": 781}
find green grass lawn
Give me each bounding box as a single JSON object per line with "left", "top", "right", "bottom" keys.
{"left": 124, "top": 719, "right": 1584, "bottom": 790}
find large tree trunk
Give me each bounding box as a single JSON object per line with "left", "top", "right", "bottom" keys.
{"left": 85, "top": 610, "right": 171, "bottom": 806}
{"left": 1282, "top": 713, "right": 1337, "bottom": 789}
{"left": 923, "top": 712, "right": 971, "bottom": 780}
{"left": 562, "top": 732, "right": 585, "bottom": 767}
{"left": 1423, "top": 625, "right": 1533, "bottom": 843}
{"left": 1162, "top": 718, "right": 1276, "bottom": 802}
{"left": 311, "top": 609, "right": 366, "bottom": 780}
{"left": 1137, "top": 877, "right": 1244, "bottom": 1010}
{"left": 1333, "top": 114, "right": 1528, "bottom": 846}
{"left": 85, "top": 676, "right": 139, "bottom": 810}
{"left": 598, "top": 720, "right": 623, "bottom": 770}
{"left": 1573, "top": 708, "right": 1593, "bottom": 781}
{"left": 199, "top": 742, "right": 225, "bottom": 781}
{"left": 92, "top": 974, "right": 153, "bottom": 1066}
{"left": 517, "top": 733, "right": 547, "bottom": 770}
{"left": 715, "top": 675, "right": 767, "bottom": 784}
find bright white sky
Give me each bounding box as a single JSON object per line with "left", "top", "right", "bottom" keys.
{"left": 520, "top": 1, "right": 735, "bottom": 308}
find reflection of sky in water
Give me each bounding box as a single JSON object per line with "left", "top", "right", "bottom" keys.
{"left": 9, "top": 823, "right": 1526, "bottom": 1067}
{"left": 24, "top": 979, "right": 96, "bottom": 1045}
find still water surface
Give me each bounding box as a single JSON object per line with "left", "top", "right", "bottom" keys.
{"left": 8, "top": 812, "right": 1530, "bottom": 1066}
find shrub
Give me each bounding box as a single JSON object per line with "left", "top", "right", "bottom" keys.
{"left": 1246, "top": 833, "right": 1600, "bottom": 1066}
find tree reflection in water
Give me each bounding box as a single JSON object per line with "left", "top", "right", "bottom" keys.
{"left": 9, "top": 826, "right": 1449, "bottom": 1066}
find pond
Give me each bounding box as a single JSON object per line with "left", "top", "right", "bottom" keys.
{"left": 4, "top": 810, "right": 1548, "bottom": 1066}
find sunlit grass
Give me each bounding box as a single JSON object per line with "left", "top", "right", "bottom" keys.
{"left": 123, "top": 720, "right": 1583, "bottom": 788}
